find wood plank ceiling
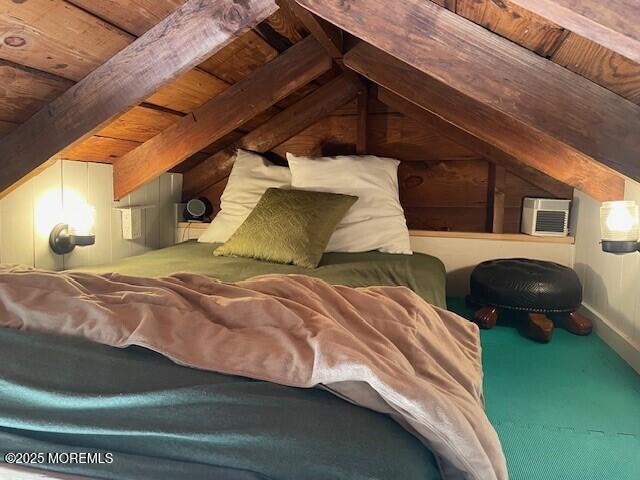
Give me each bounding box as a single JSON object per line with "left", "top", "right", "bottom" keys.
{"left": 0, "top": 0, "right": 638, "bottom": 227}
{"left": 0, "top": 0, "right": 306, "bottom": 161}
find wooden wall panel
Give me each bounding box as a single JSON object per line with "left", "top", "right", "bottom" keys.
{"left": 399, "top": 161, "right": 488, "bottom": 208}
{"left": 273, "top": 114, "right": 478, "bottom": 160}
{"left": 201, "top": 105, "right": 554, "bottom": 233}
{"left": 405, "top": 206, "right": 488, "bottom": 232}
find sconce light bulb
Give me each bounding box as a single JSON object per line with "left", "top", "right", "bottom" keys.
{"left": 600, "top": 201, "right": 639, "bottom": 242}
{"left": 606, "top": 204, "right": 636, "bottom": 233}
{"left": 66, "top": 203, "right": 96, "bottom": 237}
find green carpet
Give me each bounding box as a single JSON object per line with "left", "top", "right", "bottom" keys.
{"left": 448, "top": 298, "right": 640, "bottom": 480}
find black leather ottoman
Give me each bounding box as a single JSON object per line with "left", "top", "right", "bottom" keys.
{"left": 466, "top": 258, "right": 592, "bottom": 342}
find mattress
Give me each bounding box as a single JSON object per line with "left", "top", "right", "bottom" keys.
{"left": 0, "top": 242, "right": 447, "bottom": 479}
{"left": 72, "top": 240, "right": 447, "bottom": 307}
{"left": 0, "top": 326, "right": 441, "bottom": 480}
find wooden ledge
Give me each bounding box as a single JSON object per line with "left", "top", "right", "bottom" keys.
{"left": 409, "top": 230, "right": 575, "bottom": 245}
{"left": 179, "top": 223, "right": 575, "bottom": 244}
{"left": 178, "top": 222, "right": 210, "bottom": 229}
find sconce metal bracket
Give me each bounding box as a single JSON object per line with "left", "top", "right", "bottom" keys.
{"left": 49, "top": 223, "right": 75, "bottom": 255}
{"left": 601, "top": 240, "right": 640, "bottom": 255}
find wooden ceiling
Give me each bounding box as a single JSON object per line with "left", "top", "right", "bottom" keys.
{"left": 0, "top": 0, "right": 638, "bottom": 201}
{"left": 0, "top": 0, "right": 306, "bottom": 164}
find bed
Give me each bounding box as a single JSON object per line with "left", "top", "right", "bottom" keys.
{"left": 71, "top": 240, "right": 447, "bottom": 307}
{"left": 0, "top": 242, "right": 455, "bottom": 480}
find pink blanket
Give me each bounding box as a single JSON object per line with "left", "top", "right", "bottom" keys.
{"left": 0, "top": 266, "right": 507, "bottom": 480}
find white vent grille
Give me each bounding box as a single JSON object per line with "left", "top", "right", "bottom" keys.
{"left": 535, "top": 210, "right": 566, "bottom": 233}
{"left": 521, "top": 197, "right": 571, "bottom": 237}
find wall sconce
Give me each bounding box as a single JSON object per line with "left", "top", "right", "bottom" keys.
{"left": 49, "top": 203, "right": 96, "bottom": 255}
{"left": 600, "top": 201, "right": 639, "bottom": 254}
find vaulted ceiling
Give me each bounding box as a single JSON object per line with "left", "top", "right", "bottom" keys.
{"left": 0, "top": 0, "right": 638, "bottom": 202}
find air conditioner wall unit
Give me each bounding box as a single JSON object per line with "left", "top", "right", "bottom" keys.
{"left": 521, "top": 197, "right": 571, "bottom": 237}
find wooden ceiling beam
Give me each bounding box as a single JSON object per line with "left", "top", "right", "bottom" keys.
{"left": 349, "top": 44, "right": 623, "bottom": 201}
{"left": 114, "top": 36, "right": 332, "bottom": 199}
{"left": 372, "top": 86, "right": 574, "bottom": 199}
{"left": 508, "top": 0, "right": 640, "bottom": 64}
{"left": 0, "top": 0, "right": 278, "bottom": 198}
{"left": 183, "top": 73, "right": 361, "bottom": 199}
{"left": 281, "top": 0, "right": 343, "bottom": 61}
{"left": 297, "top": 0, "right": 640, "bottom": 189}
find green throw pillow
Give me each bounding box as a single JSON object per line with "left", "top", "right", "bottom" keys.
{"left": 214, "top": 188, "right": 357, "bottom": 268}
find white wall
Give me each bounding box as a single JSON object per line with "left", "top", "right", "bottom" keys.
{"left": 410, "top": 236, "right": 574, "bottom": 297}
{"left": 573, "top": 180, "right": 640, "bottom": 373}
{"left": 0, "top": 160, "right": 182, "bottom": 270}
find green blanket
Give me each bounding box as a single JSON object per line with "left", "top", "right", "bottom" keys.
{"left": 0, "top": 327, "right": 440, "bottom": 480}
{"left": 72, "top": 241, "right": 446, "bottom": 307}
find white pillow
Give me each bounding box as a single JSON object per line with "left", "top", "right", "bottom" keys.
{"left": 198, "top": 150, "right": 291, "bottom": 243}
{"left": 287, "top": 153, "right": 412, "bottom": 254}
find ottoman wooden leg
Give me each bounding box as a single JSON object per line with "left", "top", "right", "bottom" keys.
{"left": 526, "top": 313, "right": 554, "bottom": 343}
{"left": 473, "top": 306, "right": 498, "bottom": 329}
{"left": 558, "top": 311, "right": 593, "bottom": 336}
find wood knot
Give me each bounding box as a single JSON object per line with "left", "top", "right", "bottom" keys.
{"left": 404, "top": 175, "right": 424, "bottom": 189}
{"left": 224, "top": 0, "right": 250, "bottom": 27}
{"left": 4, "top": 36, "right": 26, "bottom": 47}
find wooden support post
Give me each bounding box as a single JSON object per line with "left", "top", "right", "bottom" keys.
{"left": 486, "top": 163, "right": 506, "bottom": 233}
{"left": 355, "top": 84, "right": 368, "bottom": 154}
{"left": 0, "top": 0, "right": 278, "bottom": 198}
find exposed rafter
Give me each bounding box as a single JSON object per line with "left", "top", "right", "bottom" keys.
{"left": 373, "top": 86, "right": 574, "bottom": 199}
{"left": 0, "top": 0, "right": 278, "bottom": 198}
{"left": 282, "top": 0, "right": 343, "bottom": 61}
{"left": 508, "top": 0, "right": 640, "bottom": 63}
{"left": 114, "top": 36, "right": 332, "bottom": 199}
{"left": 297, "top": 0, "right": 640, "bottom": 190}
{"left": 347, "top": 43, "right": 623, "bottom": 201}
{"left": 183, "top": 73, "right": 362, "bottom": 199}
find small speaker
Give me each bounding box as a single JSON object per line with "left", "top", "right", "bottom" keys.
{"left": 184, "top": 197, "right": 212, "bottom": 222}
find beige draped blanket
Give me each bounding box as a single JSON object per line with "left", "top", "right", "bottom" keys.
{"left": 0, "top": 266, "right": 507, "bottom": 480}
